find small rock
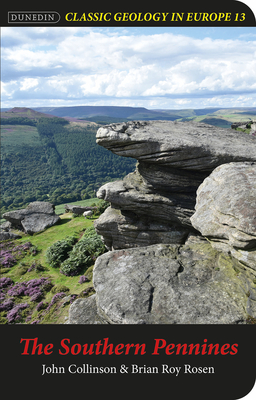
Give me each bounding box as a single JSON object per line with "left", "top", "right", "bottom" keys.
{"left": 0, "top": 231, "right": 22, "bottom": 241}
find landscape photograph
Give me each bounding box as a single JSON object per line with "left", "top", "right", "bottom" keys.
{"left": 1, "top": 26, "right": 256, "bottom": 325}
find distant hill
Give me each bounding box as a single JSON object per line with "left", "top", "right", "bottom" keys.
{"left": 1, "top": 107, "right": 57, "bottom": 120}
{"left": 32, "top": 105, "right": 256, "bottom": 127}
{"left": 33, "top": 106, "right": 182, "bottom": 121}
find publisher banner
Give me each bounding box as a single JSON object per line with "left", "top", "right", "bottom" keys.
{"left": 1, "top": 2, "right": 256, "bottom": 26}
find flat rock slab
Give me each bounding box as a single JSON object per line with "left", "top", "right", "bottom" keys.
{"left": 96, "top": 121, "right": 256, "bottom": 171}
{"left": 92, "top": 240, "right": 256, "bottom": 324}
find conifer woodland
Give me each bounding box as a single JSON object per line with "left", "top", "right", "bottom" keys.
{"left": 1, "top": 111, "right": 136, "bottom": 215}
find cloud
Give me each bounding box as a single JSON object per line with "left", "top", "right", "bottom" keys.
{"left": 20, "top": 78, "right": 39, "bottom": 91}
{"left": 1, "top": 27, "right": 256, "bottom": 109}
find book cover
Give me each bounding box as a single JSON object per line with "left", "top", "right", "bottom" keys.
{"left": 1, "top": 2, "right": 256, "bottom": 398}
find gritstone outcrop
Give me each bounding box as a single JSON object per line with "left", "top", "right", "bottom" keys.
{"left": 67, "top": 121, "right": 256, "bottom": 325}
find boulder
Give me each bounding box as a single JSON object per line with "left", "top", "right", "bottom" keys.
{"left": 3, "top": 201, "right": 60, "bottom": 234}
{"left": 191, "top": 162, "right": 256, "bottom": 271}
{"left": 68, "top": 237, "right": 256, "bottom": 324}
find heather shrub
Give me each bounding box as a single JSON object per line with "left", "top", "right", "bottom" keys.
{"left": 0, "top": 249, "right": 16, "bottom": 268}
{"left": 0, "top": 241, "right": 35, "bottom": 269}
{"left": 78, "top": 286, "right": 95, "bottom": 298}
{"left": 28, "top": 245, "right": 38, "bottom": 256}
{"left": 0, "top": 277, "right": 13, "bottom": 289}
{"left": 7, "top": 282, "right": 26, "bottom": 297}
{"left": 79, "top": 275, "right": 89, "bottom": 284}
{"left": 45, "top": 236, "right": 77, "bottom": 268}
{"left": 7, "top": 302, "right": 29, "bottom": 323}
{"left": 49, "top": 292, "right": 66, "bottom": 305}
{"left": 0, "top": 299, "right": 14, "bottom": 312}
{"left": 27, "top": 261, "right": 46, "bottom": 272}
{"left": 7, "top": 278, "right": 51, "bottom": 302}
{"left": 36, "top": 301, "right": 47, "bottom": 312}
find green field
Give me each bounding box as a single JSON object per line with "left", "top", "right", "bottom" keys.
{"left": 54, "top": 198, "right": 101, "bottom": 215}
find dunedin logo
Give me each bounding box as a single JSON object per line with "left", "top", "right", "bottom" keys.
{"left": 8, "top": 11, "right": 60, "bottom": 24}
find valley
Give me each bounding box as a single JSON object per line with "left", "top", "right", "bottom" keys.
{"left": 1, "top": 105, "right": 256, "bottom": 216}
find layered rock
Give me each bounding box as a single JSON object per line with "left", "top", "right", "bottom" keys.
{"left": 94, "top": 165, "right": 202, "bottom": 248}
{"left": 2, "top": 201, "right": 60, "bottom": 235}
{"left": 96, "top": 120, "right": 256, "bottom": 169}
{"left": 95, "top": 121, "right": 256, "bottom": 250}
{"left": 94, "top": 206, "right": 189, "bottom": 249}
{"left": 191, "top": 162, "right": 256, "bottom": 271}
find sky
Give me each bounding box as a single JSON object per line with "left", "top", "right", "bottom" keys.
{"left": 1, "top": 26, "right": 256, "bottom": 110}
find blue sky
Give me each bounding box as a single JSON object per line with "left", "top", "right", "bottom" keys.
{"left": 1, "top": 26, "right": 256, "bottom": 109}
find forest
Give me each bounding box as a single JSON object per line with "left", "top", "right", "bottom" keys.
{"left": 1, "top": 115, "right": 136, "bottom": 214}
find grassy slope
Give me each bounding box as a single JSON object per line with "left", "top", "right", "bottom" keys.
{"left": 54, "top": 198, "right": 101, "bottom": 215}
{"left": 1, "top": 125, "right": 41, "bottom": 152}
{"left": 1, "top": 210, "right": 100, "bottom": 324}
